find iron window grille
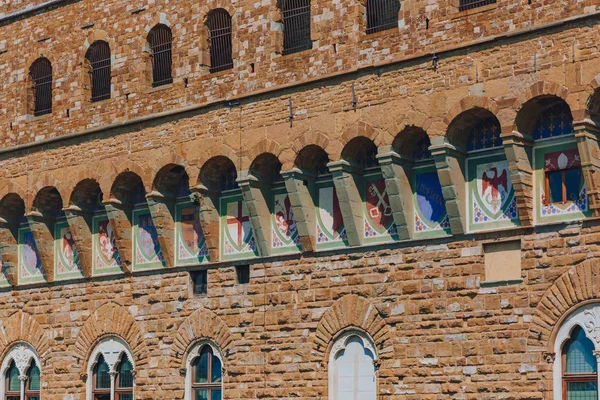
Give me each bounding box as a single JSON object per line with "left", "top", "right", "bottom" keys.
{"left": 148, "top": 25, "right": 173, "bottom": 87}
{"left": 29, "top": 58, "right": 52, "bottom": 117}
{"left": 207, "top": 9, "right": 234, "bottom": 73}
{"left": 191, "top": 270, "right": 208, "bottom": 296}
{"left": 366, "top": 0, "right": 400, "bottom": 35}
{"left": 278, "top": 0, "right": 312, "bottom": 55}
{"left": 86, "top": 41, "right": 111, "bottom": 102}
{"left": 458, "top": 0, "right": 496, "bottom": 12}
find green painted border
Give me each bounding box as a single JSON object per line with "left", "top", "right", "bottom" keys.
{"left": 271, "top": 186, "right": 302, "bottom": 255}
{"left": 362, "top": 172, "right": 398, "bottom": 245}
{"left": 132, "top": 207, "right": 165, "bottom": 271}
{"left": 175, "top": 200, "right": 209, "bottom": 266}
{"left": 54, "top": 219, "right": 83, "bottom": 280}
{"left": 466, "top": 152, "right": 520, "bottom": 233}
{"left": 220, "top": 193, "right": 258, "bottom": 261}
{"left": 18, "top": 226, "right": 45, "bottom": 284}
{"left": 315, "top": 179, "right": 348, "bottom": 251}
{"left": 92, "top": 214, "right": 123, "bottom": 276}
{"left": 534, "top": 138, "right": 590, "bottom": 224}
{"left": 412, "top": 164, "right": 451, "bottom": 240}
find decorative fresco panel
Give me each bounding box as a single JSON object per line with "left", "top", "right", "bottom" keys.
{"left": 412, "top": 166, "right": 450, "bottom": 239}
{"left": 54, "top": 220, "right": 83, "bottom": 280}
{"left": 315, "top": 180, "right": 347, "bottom": 250}
{"left": 467, "top": 154, "right": 520, "bottom": 232}
{"left": 535, "top": 140, "right": 588, "bottom": 224}
{"left": 132, "top": 208, "right": 164, "bottom": 271}
{"left": 363, "top": 174, "right": 397, "bottom": 244}
{"left": 92, "top": 215, "right": 122, "bottom": 275}
{"left": 0, "top": 260, "right": 10, "bottom": 287}
{"left": 271, "top": 188, "right": 301, "bottom": 254}
{"left": 220, "top": 194, "right": 257, "bottom": 261}
{"left": 175, "top": 202, "right": 209, "bottom": 266}
{"left": 18, "top": 226, "right": 44, "bottom": 284}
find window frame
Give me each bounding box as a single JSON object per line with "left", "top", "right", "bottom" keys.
{"left": 206, "top": 9, "right": 234, "bottom": 73}
{"left": 85, "top": 41, "right": 112, "bottom": 103}
{"left": 544, "top": 167, "right": 581, "bottom": 206}
{"left": 86, "top": 337, "right": 135, "bottom": 400}
{"left": 277, "top": 0, "right": 312, "bottom": 55}
{"left": 23, "top": 362, "right": 40, "bottom": 400}
{"left": 148, "top": 24, "right": 173, "bottom": 87}
{"left": 0, "top": 343, "right": 42, "bottom": 400}
{"left": 29, "top": 58, "right": 53, "bottom": 117}
{"left": 184, "top": 341, "right": 224, "bottom": 400}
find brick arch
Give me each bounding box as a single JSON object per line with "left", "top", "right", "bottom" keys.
{"left": 393, "top": 110, "right": 433, "bottom": 139}
{"left": 290, "top": 130, "right": 331, "bottom": 161}
{"left": 186, "top": 143, "right": 239, "bottom": 185}
{"left": 144, "top": 13, "right": 172, "bottom": 33}
{"left": 73, "top": 302, "right": 149, "bottom": 373}
{"left": 62, "top": 164, "right": 107, "bottom": 206}
{"left": 583, "top": 75, "right": 600, "bottom": 122}
{"left": 105, "top": 159, "right": 152, "bottom": 197}
{"left": 244, "top": 139, "right": 284, "bottom": 170}
{"left": 26, "top": 173, "right": 66, "bottom": 212}
{"left": 0, "top": 311, "right": 50, "bottom": 359}
{"left": 172, "top": 308, "right": 234, "bottom": 369}
{"left": 149, "top": 151, "right": 192, "bottom": 192}
{"left": 83, "top": 30, "right": 112, "bottom": 51}
{"left": 313, "top": 294, "right": 392, "bottom": 361}
{"left": 513, "top": 81, "right": 569, "bottom": 113}
{"left": 0, "top": 181, "right": 27, "bottom": 206}
{"left": 330, "top": 121, "right": 385, "bottom": 162}
{"left": 528, "top": 259, "right": 600, "bottom": 353}
{"left": 441, "top": 96, "right": 501, "bottom": 136}
{"left": 199, "top": 0, "right": 236, "bottom": 21}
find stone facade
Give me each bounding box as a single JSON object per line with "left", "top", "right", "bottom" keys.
{"left": 1, "top": 0, "right": 600, "bottom": 399}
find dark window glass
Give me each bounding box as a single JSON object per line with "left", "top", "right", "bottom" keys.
{"left": 28, "top": 365, "right": 40, "bottom": 390}
{"left": 95, "top": 357, "right": 111, "bottom": 389}
{"left": 458, "top": 0, "right": 496, "bottom": 12}
{"left": 29, "top": 58, "right": 52, "bottom": 116}
{"left": 191, "top": 271, "right": 208, "bottom": 296}
{"left": 546, "top": 169, "right": 581, "bottom": 205}
{"left": 211, "top": 355, "right": 222, "bottom": 383}
{"left": 207, "top": 9, "right": 233, "bottom": 73}
{"left": 548, "top": 171, "right": 564, "bottom": 204}
{"left": 235, "top": 265, "right": 250, "bottom": 285}
{"left": 565, "top": 169, "right": 581, "bottom": 202}
{"left": 192, "top": 345, "right": 222, "bottom": 400}
{"left": 86, "top": 41, "right": 111, "bottom": 102}
{"left": 366, "top": 0, "right": 400, "bottom": 34}
{"left": 466, "top": 116, "right": 502, "bottom": 152}
{"left": 7, "top": 362, "right": 20, "bottom": 392}
{"left": 278, "top": 0, "right": 311, "bottom": 55}
{"left": 195, "top": 347, "right": 210, "bottom": 383}
{"left": 118, "top": 359, "right": 134, "bottom": 388}
{"left": 563, "top": 326, "right": 598, "bottom": 399}
{"left": 148, "top": 25, "right": 173, "bottom": 87}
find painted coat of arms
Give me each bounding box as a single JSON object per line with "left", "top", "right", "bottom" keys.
{"left": 316, "top": 185, "right": 346, "bottom": 246}
{"left": 272, "top": 192, "right": 300, "bottom": 250}
{"left": 222, "top": 198, "right": 256, "bottom": 256}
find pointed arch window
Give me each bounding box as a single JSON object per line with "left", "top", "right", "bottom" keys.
{"left": 85, "top": 41, "right": 111, "bottom": 102}
{"left": 206, "top": 9, "right": 233, "bottom": 73}
{"left": 29, "top": 58, "right": 52, "bottom": 116}
{"left": 185, "top": 342, "right": 223, "bottom": 400}
{"left": 148, "top": 25, "right": 173, "bottom": 87}
{"left": 365, "top": 0, "right": 400, "bottom": 35}
{"left": 87, "top": 337, "right": 135, "bottom": 400}
{"left": 278, "top": 0, "right": 312, "bottom": 55}
{"left": 562, "top": 326, "right": 598, "bottom": 398}
{"left": 1, "top": 344, "right": 41, "bottom": 400}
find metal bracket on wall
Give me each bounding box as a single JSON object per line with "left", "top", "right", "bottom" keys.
{"left": 351, "top": 83, "right": 357, "bottom": 111}
{"left": 289, "top": 98, "right": 293, "bottom": 127}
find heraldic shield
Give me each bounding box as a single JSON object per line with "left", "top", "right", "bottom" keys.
{"left": 474, "top": 160, "right": 513, "bottom": 219}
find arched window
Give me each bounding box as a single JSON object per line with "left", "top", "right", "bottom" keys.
{"left": 29, "top": 58, "right": 52, "bottom": 116}
{"left": 148, "top": 25, "right": 173, "bottom": 87}
{"left": 206, "top": 9, "right": 233, "bottom": 73}
{"left": 87, "top": 337, "right": 134, "bottom": 400}
{"left": 185, "top": 342, "right": 223, "bottom": 400}
{"left": 277, "top": 0, "right": 311, "bottom": 55}
{"left": 459, "top": 0, "right": 496, "bottom": 12}
{"left": 328, "top": 330, "right": 377, "bottom": 400}
{"left": 85, "top": 41, "right": 111, "bottom": 102}
{"left": 1, "top": 344, "right": 41, "bottom": 400}
{"left": 366, "top": 0, "right": 400, "bottom": 34}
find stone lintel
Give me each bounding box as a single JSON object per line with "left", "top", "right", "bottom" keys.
{"left": 327, "top": 160, "right": 364, "bottom": 247}
{"left": 24, "top": 212, "right": 54, "bottom": 283}
{"left": 63, "top": 205, "right": 94, "bottom": 279}
{"left": 430, "top": 141, "right": 467, "bottom": 236}
{"left": 190, "top": 185, "right": 220, "bottom": 263}
{"left": 281, "top": 168, "right": 317, "bottom": 252}
{"left": 145, "top": 193, "right": 176, "bottom": 268}
{"left": 377, "top": 148, "right": 413, "bottom": 241}
{"left": 102, "top": 199, "right": 134, "bottom": 274}
{"left": 237, "top": 171, "right": 272, "bottom": 257}
{"left": 0, "top": 221, "right": 19, "bottom": 286}
{"left": 502, "top": 130, "right": 534, "bottom": 227}
{"left": 575, "top": 120, "right": 600, "bottom": 216}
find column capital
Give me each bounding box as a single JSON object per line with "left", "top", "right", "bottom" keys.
{"left": 543, "top": 351, "right": 556, "bottom": 363}
{"left": 280, "top": 167, "right": 315, "bottom": 181}
{"left": 500, "top": 130, "right": 534, "bottom": 146}
{"left": 376, "top": 150, "right": 413, "bottom": 167}
{"left": 429, "top": 141, "right": 465, "bottom": 158}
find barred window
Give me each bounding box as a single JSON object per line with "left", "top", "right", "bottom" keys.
{"left": 366, "top": 0, "right": 400, "bottom": 34}
{"left": 85, "top": 41, "right": 111, "bottom": 102}
{"left": 148, "top": 24, "right": 173, "bottom": 87}
{"left": 459, "top": 0, "right": 496, "bottom": 12}
{"left": 278, "top": 0, "right": 312, "bottom": 55}
{"left": 206, "top": 9, "right": 233, "bottom": 73}
{"left": 29, "top": 58, "right": 52, "bottom": 116}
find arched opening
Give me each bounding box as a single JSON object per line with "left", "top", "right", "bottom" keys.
{"left": 28, "top": 57, "right": 52, "bottom": 116}
{"left": 0, "top": 343, "right": 41, "bottom": 400}
{"left": 184, "top": 341, "right": 224, "bottom": 400}
{"left": 87, "top": 336, "right": 135, "bottom": 400}
{"left": 277, "top": 0, "right": 312, "bottom": 55}
{"left": 206, "top": 9, "right": 233, "bottom": 73}
{"left": 85, "top": 41, "right": 111, "bottom": 102}
{"left": 153, "top": 164, "right": 190, "bottom": 199}
{"left": 148, "top": 24, "right": 173, "bottom": 87}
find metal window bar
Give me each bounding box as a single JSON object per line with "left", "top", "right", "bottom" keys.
{"left": 459, "top": 0, "right": 496, "bottom": 11}
{"left": 30, "top": 58, "right": 52, "bottom": 116}
{"left": 207, "top": 10, "right": 233, "bottom": 73}
{"left": 279, "top": 0, "right": 311, "bottom": 55}
{"left": 86, "top": 41, "right": 111, "bottom": 102}
{"left": 366, "top": 0, "right": 400, "bottom": 35}
{"left": 149, "top": 25, "right": 173, "bottom": 87}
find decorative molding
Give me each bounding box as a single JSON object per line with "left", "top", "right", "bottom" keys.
{"left": 583, "top": 306, "right": 600, "bottom": 344}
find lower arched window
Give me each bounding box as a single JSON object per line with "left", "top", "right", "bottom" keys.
{"left": 328, "top": 330, "right": 377, "bottom": 400}
{"left": 87, "top": 337, "right": 134, "bottom": 400}
{"left": 562, "top": 326, "right": 598, "bottom": 398}
{"left": 185, "top": 342, "right": 223, "bottom": 400}
{"left": 1, "top": 344, "right": 41, "bottom": 400}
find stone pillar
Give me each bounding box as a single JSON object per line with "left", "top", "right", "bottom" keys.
{"left": 146, "top": 192, "right": 176, "bottom": 268}
{"left": 575, "top": 120, "right": 600, "bottom": 217}
{"left": 502, "top": 130, "right": 534, "bottom": 227}
{"left": 237, "top": 171, "right": 272, "bottom": 257}
{"left": 281, "top": 168, "right": 317, "bottom": 252}
{"left": 190, "top": 185, "right": 220, "bottom": 263}
{"left": 377, "top": 146, "right": 414, "bottom": 241}
{"left": 0, "top": 219, "right": 19, "bottom": 286}
{"left": 25, "top": 211, "right": 54, "bottom": 283}
{"left": 327, "top": 160, "right": 364, "bottom": 247}
{"left": 63, "top": 205, "right": 94, "bottom": 279}
{"left": 103, "top": 199, "right": 134, "bottom": 275}
{"left": 430, "top": 140, "right": 467, "bottom": 235}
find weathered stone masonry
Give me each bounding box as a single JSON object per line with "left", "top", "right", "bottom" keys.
{"left": 2, "top": 0, "right": 600, "bottom": 399}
